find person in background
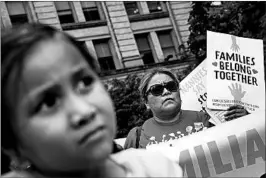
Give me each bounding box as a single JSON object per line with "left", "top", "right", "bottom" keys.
{"left": 1, "top": 23, "right": 183, "bottom": 178}
{"left": 124, "top": 68, "right": 249, "bottom": 149}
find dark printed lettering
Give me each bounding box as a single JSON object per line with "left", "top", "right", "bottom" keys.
{"left": 220, "top": 52, "right": 225, "bottom": 60}
{"left": 246, "top": 129, "right": 265, "bottom": 166}
{"left": 179, "top": 149, "right": 196, "bottom": 177}
{"left": 228, "top": 135, "right": 245, "bottom": 169}
{"left": 226, "top": 52, "right": 235, "bottom": 61}
{"left": 214, "top": 70, "right": 219, "bottom": 79}
{"left": 177, "top": 128, "right": 264, "bottom": 176}
{"left": 251, "top": 58, "right": 255, "bottom": 65}
{"left": 198, "top": 98, "right": 203, "bottom": 105}
{"left": 215, "top": 52, "right": 255, "bottom": 66}
{"left": 220, "top": 61, "right": 224, "bottom": 70}
{"left": 207, "top": 141, "right": 233, "bottom": 174}
{"left": 245, "top": 56, "right": 250, "bottom": 65}
{"left": 194, "top": 145, "right": 210, "bottom": 177}
{"left": 220, "top": 71, "right": 225, "bottom": 79}
{"left": 220, "top": 61, "right": 251, "bottom": 74}
{"left": 252, "top": 77, "right": 258, "bottom": 86}
{"left": 246, "top": 66, "right": 252, "bottom": 75}
{"left": 215, "top": 51, "right": 221, "bottom": 60}
{"left": 231, "top": 72, "right": 236, "bottom": 81}
{"left": 214, "top": 71, "right": 258, "bottom": 86}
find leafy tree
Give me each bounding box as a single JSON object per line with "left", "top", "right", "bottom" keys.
{"left": 188, "top": 1, "right": 266, "bottom": 68}
{"left": 105, "top": 74, "right": 152, "bottom": 138}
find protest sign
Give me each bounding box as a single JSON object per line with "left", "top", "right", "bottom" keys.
{"left": 180, "top": 60, "right": 227, "bottom": 125}
{"left": 206, "top": 31, "right": 265, "bottom": 112}
{"left": 114, "top": 138, "right": 126, "bottom": 148}
{"left": 147, "top": 111, "right": 265, "bottom": 177}
{"left": 180, "top": 60, "right": 207, "bottom": 112}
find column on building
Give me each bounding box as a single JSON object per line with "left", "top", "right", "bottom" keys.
{"left": 149, "top": 31, "right": 165, "bottom": 63}
{"left": 72, "top": 2, "right": 86, "bottom": 22}
{"left": 105, "top": 1, "right": 143, "bottom": 68}
{"left": 168, "top": 1, "right": 192, "bottom": 47}
{"left": 138, "top": 2, "right": 164, "bottom": 63}
{"left": 138, "top": 2, "right": 150, "bottom": 14}
{"left": 84, "top": 40, "right": 102, "bottom": 70}
{"left": 32, "top": 1, "right": 61, "bottom": 30}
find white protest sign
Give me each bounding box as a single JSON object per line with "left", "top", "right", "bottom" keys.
{"left": 206, "top": 31, "right": 265, "bottom": 112}
{"left": 180, "top": 60, "right": 207, "bottom": 112}
{"left": 147, "top": 111, "right": 265, "bottom": 177}
{"left": 114, "top": 138, "right": 126, "bottom": 148}
{"left": 180, "top": 60, "right": 227, "bottom": 125}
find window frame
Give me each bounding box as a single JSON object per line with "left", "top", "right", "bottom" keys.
{"left": 54, "top": 1, "right": 76, "bottom": 24}
{"left": 124, "top": 1, "right": 140, "bottom": 16}
{"left": 6, "top": 1, "right": 29, "bottom": 26}
{"left": 135, "top": 33, "right": 155, "bottom": 65}
{"left": 81, "top": 1, "right": 101, "bottom": 22}
{"left": 147, "top": 1, "right": 167, "bottom": 13}
{"left": 157, "top": 30, "right": 179, "bottom": 61}
{"left": 93, "top": 38, "right": 116, "bottom": 71}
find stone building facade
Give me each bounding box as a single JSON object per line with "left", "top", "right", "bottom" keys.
{"left": 1, "top": 1, "right": 195, "bottom": 80}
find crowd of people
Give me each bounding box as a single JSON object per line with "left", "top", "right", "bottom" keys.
{"left": 1, "top": 23, "right": 250, "bottom": 177}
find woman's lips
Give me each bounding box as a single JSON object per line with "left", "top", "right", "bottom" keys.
{"left": 78, "top": 126, "right": 105, "bottom": 145}
{"left": 163, "top": 98, "right": 175, "bottom": 104}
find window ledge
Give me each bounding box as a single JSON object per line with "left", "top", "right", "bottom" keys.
{"left": 128, "top": 11, "right": 169, "bottom": 23}
{"left": 99, "top": 55, "right": 195, "bottom": 78}
{"left": 62, "top": 20, "right": 107, "bottom": 30}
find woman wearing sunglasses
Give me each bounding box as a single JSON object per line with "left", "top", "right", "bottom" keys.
{"left": 124, "top": 68, "right": 249, "bottom": 149}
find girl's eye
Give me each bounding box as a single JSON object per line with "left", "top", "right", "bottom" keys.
{"left": 76, "top": 76, "right": 94, "bottom": 93}
{"left": 35, "top": 94, "right": 60, "bottom": 114}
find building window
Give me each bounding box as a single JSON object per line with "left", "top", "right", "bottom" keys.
{"left": 6, "top": 1, "right": 28, "bottom": 26}
{"left": 157, "top": 30, "right": 176, "bottom": 61}
{"left": 124, "top": 2, "right": 139, "bottom": 16}
{"left": 93, "top": 39, "right": 116, "bottom": 71}
{"left": 81, "top": 1, "right": 101, "bottom": 21}
{"left": 54, "top": 1, "right": 75, "bottom": 24}
{"left": 147, "top": 1, "right": 163, "bottom": 13}
{"left": 135, "top": 34, "right": 155, "bottom": 65}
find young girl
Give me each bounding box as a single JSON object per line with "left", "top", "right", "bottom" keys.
{"left": 1, "top": 23, "right": 183, "bottom": 177}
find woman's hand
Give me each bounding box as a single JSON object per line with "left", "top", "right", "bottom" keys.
{"left": 224, "top": 105, "right": 249, "bottom": 121}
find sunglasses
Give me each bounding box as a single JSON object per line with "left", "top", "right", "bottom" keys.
{"left": 146, "top": 81, "right": 179, "bottom": 97}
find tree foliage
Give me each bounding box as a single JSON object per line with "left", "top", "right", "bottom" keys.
{"left": 106, "top": 74, "right": 152, "bottom": 138}
{"left": 188, "top": 1, "right": 266, "bottom": 67}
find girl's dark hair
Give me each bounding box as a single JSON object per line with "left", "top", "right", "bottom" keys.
{"left": 1, "top": 23, "right": 99, "bottom": 151}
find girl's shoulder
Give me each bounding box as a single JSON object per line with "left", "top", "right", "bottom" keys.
{"left": 111, "top": 149, "right": 183, "bottom": 177}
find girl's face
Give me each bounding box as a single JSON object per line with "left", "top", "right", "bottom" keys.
{"left": 146, "top": 74, "right": 181, "bottom": 118}
{"left": 10, "top": 37, "right": 116, "bottom": 173}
